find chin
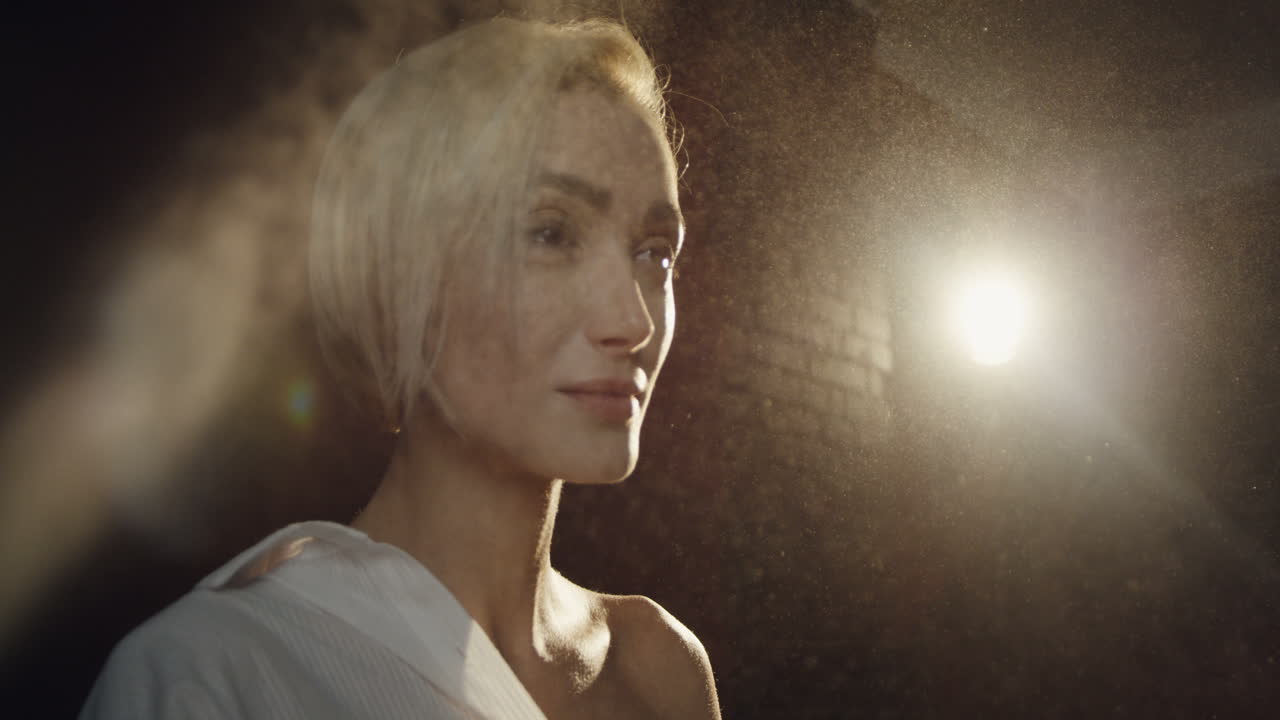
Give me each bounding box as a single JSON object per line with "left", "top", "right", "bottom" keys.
{"left": 553, "top": 445, "right": 639, "bottom": 485}
{"left": 535, "top": 420, "right": 640, "bottom": 484}
{"left": 559, "top": 458, "right": 636, "bottom": 485}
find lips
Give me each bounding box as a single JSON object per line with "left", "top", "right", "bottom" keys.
{"left": 557, "top": 378, "right": 644, "bottom": 423}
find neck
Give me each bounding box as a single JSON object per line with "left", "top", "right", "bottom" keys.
{"left": 351, "top": 406, "right": 564, "bottom": 662}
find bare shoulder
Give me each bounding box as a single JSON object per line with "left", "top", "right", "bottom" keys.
{"left": 603, "top": 594, "right": 722, "bottom": 720}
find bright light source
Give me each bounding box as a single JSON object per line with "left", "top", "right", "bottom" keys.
{"left": 950, "top": 269, "right": 1029, "bottom": 365}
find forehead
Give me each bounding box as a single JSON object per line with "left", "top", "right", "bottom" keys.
{"left": 536, "top": 90, "right": 678, "bottom": 208}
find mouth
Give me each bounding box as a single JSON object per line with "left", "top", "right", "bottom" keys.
{"left": 557, "top": 378, "right": 645, "bottom": 424}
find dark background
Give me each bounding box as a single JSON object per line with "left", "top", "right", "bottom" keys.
{"left": 3, "top": 1, "right": 1278, "bottom": 718}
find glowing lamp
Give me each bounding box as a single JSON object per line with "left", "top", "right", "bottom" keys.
{"left": 950, "top": 269, "right": 1029, "bottom": 366}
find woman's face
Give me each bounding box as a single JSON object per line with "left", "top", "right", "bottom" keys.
{"left": 430, "top": 88, "right": 682, "bottom": 484}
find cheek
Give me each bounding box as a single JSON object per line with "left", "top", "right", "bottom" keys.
{"left": 512, "top": 273, "right": 580, "bottom": 356}
{"left": 651, "top": 289, "right": 677, "bottom": 369}
{"left": 664, "top": 291, "right": 676, "bottom": 337}
{"left": 432, "top": 298, "right": 520, "bottom": 412}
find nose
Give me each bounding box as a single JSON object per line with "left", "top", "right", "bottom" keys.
{"left": 585, "top": 255, "right": 655, "bottom": 355}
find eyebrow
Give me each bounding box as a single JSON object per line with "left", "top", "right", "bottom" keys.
{"left": 535, "top": 170, "right": 685, "bottom": 239}
{"left": 645, "top": 202, "right": 685, "bottom": 234}
{"left": 536, "top": 171, "right": 612, "bottom": 211}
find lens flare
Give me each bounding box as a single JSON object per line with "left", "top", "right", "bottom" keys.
{"left": 286, "top": 377, "right": 315, "bottom": 429}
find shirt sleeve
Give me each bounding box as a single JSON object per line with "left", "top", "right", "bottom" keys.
{"left": 80, "top": 676, "right": 230, "bottom": 720}
{"left": 78, "top": 620, "right": 239, "bottom": 720}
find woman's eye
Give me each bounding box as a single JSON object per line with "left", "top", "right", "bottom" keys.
{"left": 527, "top": 220, "right": 578, "bottom": 252}
{"left": 531, "top": 225, "right": 567, "bottom": 246}
{"left": 635, "top": 243, "right": 678, "bottom": 277}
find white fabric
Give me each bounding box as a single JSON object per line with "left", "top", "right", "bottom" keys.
{"left": 80, "top": 521, "right": 548, "bottom": 720}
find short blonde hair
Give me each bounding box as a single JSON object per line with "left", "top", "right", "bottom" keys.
{"left": 309, "top": 17, "right": 672, "bottom": 426}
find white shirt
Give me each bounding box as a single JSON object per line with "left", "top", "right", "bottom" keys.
{"left": 79, "top": 521, "right": 548, "bottom": 719}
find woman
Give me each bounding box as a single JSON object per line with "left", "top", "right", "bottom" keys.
{"left": 81, "top": 17, "right": 721, "bottom": 720}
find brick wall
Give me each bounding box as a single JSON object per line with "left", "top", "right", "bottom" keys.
{"left": 556, "top": 2, "right": 905, "bottom": 653}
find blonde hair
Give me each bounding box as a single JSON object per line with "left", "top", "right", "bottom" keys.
{"left": 309, "top": 17, "right": 672, "bottom": 427}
